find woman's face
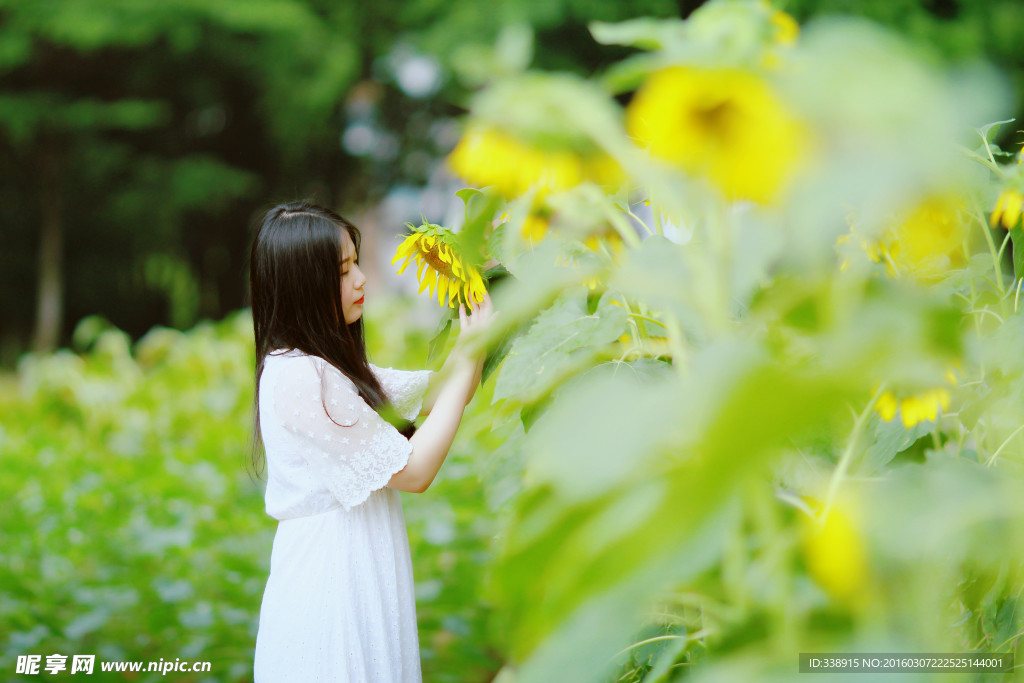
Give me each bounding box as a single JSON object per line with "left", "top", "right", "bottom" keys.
{"left": 339, "top": 229, "right": 366, "bottom": 324}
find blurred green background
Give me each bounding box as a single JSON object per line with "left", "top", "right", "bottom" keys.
{"left": 2, "top": 1, "right": 1024, "bottom": 682}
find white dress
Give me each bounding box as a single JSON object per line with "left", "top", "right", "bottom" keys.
{"left": 253, "top": 349, "right": 431, "bottom": 683}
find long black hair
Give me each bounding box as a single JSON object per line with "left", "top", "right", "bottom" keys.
{"left": 248, "top": 201, "right": 399, "bottom": 477}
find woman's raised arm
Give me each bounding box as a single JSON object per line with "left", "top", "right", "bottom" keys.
{"left": 387, "top": 294, "right": 495, "bottom": 493}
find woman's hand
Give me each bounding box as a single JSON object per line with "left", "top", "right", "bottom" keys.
{"left": 456, "top": 292, "right": 496, "bottom": 363}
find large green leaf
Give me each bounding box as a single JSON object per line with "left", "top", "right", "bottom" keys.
{"left": 492, "top": 289, "right": 628, "bottom": 403}
{"left": 854, "top": 413, "right": 934, "bottom": 476}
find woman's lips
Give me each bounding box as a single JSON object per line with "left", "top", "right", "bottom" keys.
{"left": 354, "top": 295, "right": 365, "bottom": 305}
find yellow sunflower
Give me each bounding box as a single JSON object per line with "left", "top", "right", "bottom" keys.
{"left": 521, "top": 213, "right": 550, "bottom": 245}
{"left": 626, "top": 65, "right": 805, "bottom": 204}
{"left": 568, "top": 228, "right": 625, "bottom": 290}
{"left": 391, "top": 223, "right": 487, "bottom": 309}
{"left": 841, "top": 195, "right": 968, "bottom": 281}
{"left": 991, "top": 189, "right": 1024, "bottom": 230}
{"left": 448, "top": 124, "right": 623, "bottom": 199}
{"left": 876, "top": 388, "right": 952, "bottom": 429}
{"left": 876, "top": 196, "right": 968, "bottom": 280}
{"left": 875, "top": 369, "right": 957, "bottom": 429}
{"left": 802, "top": 496, "right": 868, "bottom": 603}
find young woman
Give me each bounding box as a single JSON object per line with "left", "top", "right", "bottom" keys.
{"left": 249, "top": 202, "right": 494, "bottom": 682}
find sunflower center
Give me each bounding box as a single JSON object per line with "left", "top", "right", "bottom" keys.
{"left": 691, "top": 99, "right": 739, "bottom": 141}
{"left": 423, "top": 245, "right": 456, "bottom": 279}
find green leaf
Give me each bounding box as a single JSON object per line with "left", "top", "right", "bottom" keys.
{"left": 588, "top": 18, "right": 686, "bottom": 51}
{"left": 494, "top": 23, "right": 534, "bottom": 74}
{"left": 493, "top": 290, "right": 628, "bottom": 403}
{"left": 607, "top": 235, "right": 704, "bottom": 340}
{"left": 597, "top": 53, "right": 663, "bottom": 94}
{"left": 426, "top": 315, "right": 454, "bottom": 366}
{"left": 455, "top": 187, "right": 483, "bottom": 207}
{"left": 1010, "top": 224, "right": 1024, "bottom": 280}
{"left": 458, "top": 189, "right": 502, "bottom": 270}
{"left": 519, "top": 395, "right": 551, "bottom": 433}
{"left": 855, "top": 413, "right": 933, "bottom": 476}
{"left": 642, "top": 633, "right": 691, "bottom": 683}
{"left": 978, "top": 118, "right": 1016, "bottom": 144}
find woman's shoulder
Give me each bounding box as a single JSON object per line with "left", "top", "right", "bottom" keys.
{"left": 263, "top": 349, "right": 323, "bottom": 380}
{"left": 266, "top": 350, "right": 357, "bottom": 389}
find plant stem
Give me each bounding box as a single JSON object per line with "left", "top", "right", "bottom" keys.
{"left": 959, "top": 144, "right": 1003, "bottom": 176}
{"left": 984, "top": 423, "right": 1024, "bottom": 466}
{"left": 821, "top": 385, "right": 886, "bottom": 523}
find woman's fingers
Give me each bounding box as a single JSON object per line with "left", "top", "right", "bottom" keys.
{"left": 460, "top": 293, "right": 497, "bottom": 339}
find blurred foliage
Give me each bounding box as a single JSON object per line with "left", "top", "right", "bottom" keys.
{"left": 386, "top": 1, "right": 1024, "bottom": 680}
{"left": 0, "top": 312, "right": 267, "bottom": 681}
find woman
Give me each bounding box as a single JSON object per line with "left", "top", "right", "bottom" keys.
{"left": 249, "top": 202, "right": 494, "bottom": 681}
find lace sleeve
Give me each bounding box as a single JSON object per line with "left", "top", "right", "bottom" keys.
{"left": 370, "top": 364, "right": 432, "bottom": 421}
{"left": 274, "top": 356, "right": 412, "bottom": 510}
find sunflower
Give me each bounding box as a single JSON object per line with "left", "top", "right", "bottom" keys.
{"left": 626, "top": 66, "right": 805, "bottom": 204}
{"left": 841, "top": 196, "right": 968, "bottom": 281}
{"left": 801, "top": 496, "right": 868, "bottom": 603}
{"left": 876, "top": 196, "right": 968, "bottom": 280}
{"left": 448, "top": 124, "right": 623, "bottom": 199}
{"left": 991, "top": 189, "right": 1024, "bottom": 230}
{"left": 875, "top": 369, "right": 956, "bottom": 429}
{"left": 567, "top": 228, "right": 625, "bottom": 290}
{"left": 875, "top": 387, "right": 951, "bottom": 429}
{"left": 521, "top": 213, "right": 550, "bottom": 245}
{"left": 392, "top": 223, "right": 487, "bottom": 309}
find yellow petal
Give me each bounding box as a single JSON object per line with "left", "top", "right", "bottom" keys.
{"left": 1002, "top": 191, "right": 1023, "bottom": 230}
{"left": 391, "top": 235, "right": 419, "bottom": 264}
{"left": 770, "top": 9, "right": 799, "bottom": 46}
{"left": 437, "top": 275, "right": 449, "bottom": 307}
{"left": 991, "top": 193, "right": 1006, "bottom": 228}
{"left": 876, "top": 392, "right": 898, "bottom": 422}
{"left": 395, "top": 255, "right": 414, "bottom": 275}
{"left": 900, "top": 396, "right": 930, "bottom": 428}
{"left": 427, "top": 268, "right": 438, "bottom": 298}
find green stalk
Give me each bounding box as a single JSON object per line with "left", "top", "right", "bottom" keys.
{"left": 821, "top": 385, "right": 886, "bottom": 523}
{"left": 664, "top": 313, "right": 690, "bottom": 381}
{"left": 984, "top": 422, "right": 1024, "bottom": 467}
{"left": 958, "top": 144, "right": 1003, "bottom": 176}
{"left": 619, "top": 201, "right": 654, "bottom": 237}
